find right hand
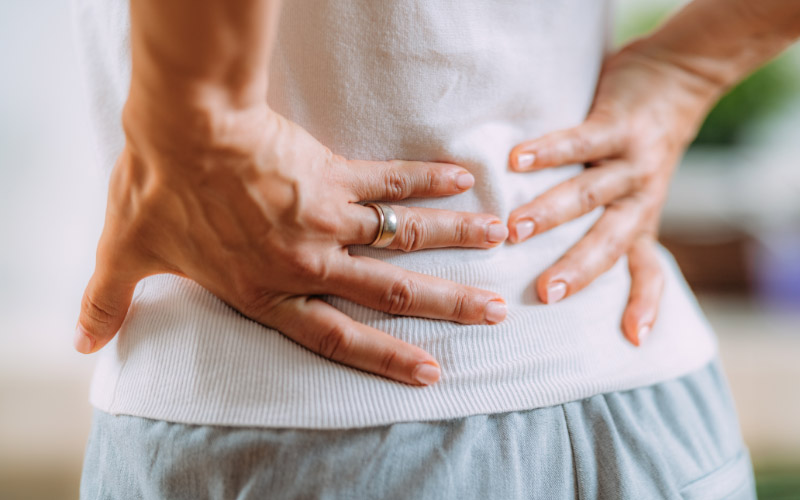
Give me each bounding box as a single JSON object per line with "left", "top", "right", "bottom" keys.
{"left": 75, "top": 103, "right": 509, "bottom": 386}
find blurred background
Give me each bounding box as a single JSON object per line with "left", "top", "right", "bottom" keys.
{"left": 1, "top": 0, "right": 798, "bottom": 498}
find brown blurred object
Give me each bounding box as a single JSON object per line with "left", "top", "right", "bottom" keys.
{"left": 660, "top": 231, "right": 754, "bottom": 294}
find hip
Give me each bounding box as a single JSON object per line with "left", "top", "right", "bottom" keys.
{"left": 80, "top": 357, "right": 754, "bottom": 500}
{"left": 89, "top": 244, "right": 718, "bottom": 428}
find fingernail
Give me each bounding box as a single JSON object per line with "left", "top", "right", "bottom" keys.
{"left": 455, "top": 172, "right": 475, "bottom": 190}
{"left": 637, "top": 325, "right": 651, "bottom": 346}
{"left": 514, "top": 219, "right": 535, "bottom": 242}
{"left": 412, "top": 363, "right": 441, "bottom": 385}
{"left": 546, "top": 281, "right": 567, "bottom": 304}
{"left": 486, "top": 223, "right": 508, "bottom": 243}
{"left": 516, "top": 153, "right": 535, "bottom": 169}
{"left": 485, "top": 300, "right": 507, "bottom": 324}
{"left": 74, "top": 325, "right": 95, "bottom": 354}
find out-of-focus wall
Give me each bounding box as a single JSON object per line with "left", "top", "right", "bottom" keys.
{"left": 0, "top": 0, "right": 103, "bottom": 497}
{"left": 0, "top": 0, "right": 798, "bottom": 498}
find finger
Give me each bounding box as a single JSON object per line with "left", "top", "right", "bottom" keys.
{"left": 621, "top": 237, "right": 664, "bottom": 347}
{"left": 341, "top": 204, "right": 508, "bottom": 249}
{"left": 509, "top": 114, "right": 626, "bottom": 171}
{"left": 536, "top": 197, "right": 644, "bottom": 305}
{"left": 507, "top": 160, "right": 637, "bottom": 243}
{"left": 263, "top": 295, "right": 442, "bottom": 385}
{"left": 75, "top": 226, "right": 156, "bottom": 354}
{"left": 345, "top": 158, "right": 475, "bottom": 201}
{"left": 330, "top": 256, "right": 508, "bottom": 325}
{"left": 75, "top": 266, "right": 140, "bottom": 354}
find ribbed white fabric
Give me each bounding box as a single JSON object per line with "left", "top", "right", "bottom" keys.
{"left": 74, "top": 0, "right": 717, "bottom": 429}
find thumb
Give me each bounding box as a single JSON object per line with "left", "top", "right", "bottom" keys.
{"left": 74, "top": 266, "right": 139, "bottom": 354}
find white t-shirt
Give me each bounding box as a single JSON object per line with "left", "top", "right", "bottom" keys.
{"left": 73, "top": 0, "right": 717, "bottom": 428}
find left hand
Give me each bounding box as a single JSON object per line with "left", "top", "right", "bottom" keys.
{"left": 505, "top": 41, "right": 714, "bottom": 346}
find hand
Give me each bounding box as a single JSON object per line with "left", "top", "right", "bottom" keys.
{"left": 505, "top": 41, "right": 714, "bottom": 346}
{"left": 75, "top": 103, "right": 509, "bottom": 386}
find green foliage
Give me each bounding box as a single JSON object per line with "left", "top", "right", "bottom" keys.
{"left": 754, "top": 467, "right": 800, "bottom": 499}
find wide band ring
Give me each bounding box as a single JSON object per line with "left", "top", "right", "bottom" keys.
{"left": 365, "top": 202, "right": 398, "bottom": 248}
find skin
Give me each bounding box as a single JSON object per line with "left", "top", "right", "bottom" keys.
{"left": 75, "top": 0, "right": 509, "bottom": 387}
{"left": 507, "top": 0, "right": 800, "bottom": 346}
{"left": 76, "top": 0, "right": 800, "bottom": 383}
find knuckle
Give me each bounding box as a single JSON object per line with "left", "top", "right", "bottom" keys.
{"left": 237, "top": 287, "right": 282, "bottom": 317}
{"left": 651, "top": 262, "right": 666, "bottom": 290}
{"left": 81, "top": 291, "right": 118, "bottom": 329}
{"left": 568, "top": 132, "right": 594, "bottom": 158}
{"left": 383, "top": 169, "right": 411, "bottom": 200}
{"left": 638, "top": 159, "right": 661, "bottom": 179}
{"left": 324, "top": 148, "right": 338, "bottom": 164}
{"left": 377, "top": 349, "right": 399, "bottom": 376}
{"left": 603, "top": 233, "right": 629, "bottom": 260}
{"left": 424, "top": 168, "right": 441, "bottom": 193}
{"left": 629, "top": 169, "right": 649, "bottom": 192}
{"left": 288, "top": 250, "right": 329, "bottom": 280}
{"left": 632, "top": 233, "right": 656, "bottom": 254}
{"left": 306, "top": 208, "right": 340, "bottom": 235}
{"left": 317, "top": 323, "right": 353, "bottom": 362}
{"left": 450, "top": 290, "right": 473, "bottom": 321}
{"left": 397, "top": 213, "right": 426, "bottom": 252}
{"left": 380, "top": 279, "right": 417, "bottom": 315}
{"left": 578, "top": 184, "right": 601, "bottom": 213}
{"left": 453, "top": 218, "right": 472, "bottom": 246}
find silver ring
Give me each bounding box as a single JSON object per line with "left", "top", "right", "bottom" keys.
{"left": 365, "top": 203, "right": 397, "bottom": 248}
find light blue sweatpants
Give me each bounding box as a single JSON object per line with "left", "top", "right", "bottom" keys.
{"left": 80, "top": 358, "right": 755, "bottom": 499}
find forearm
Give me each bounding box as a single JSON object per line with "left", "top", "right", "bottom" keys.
{"left": 637, "top": 0, "right": 800, "bottom": 100}
{"left": 125, "top": 0, "right": 282, "bottom": 150}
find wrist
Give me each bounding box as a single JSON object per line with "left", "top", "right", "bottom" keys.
{"left": 128, "top": 57, "right": 268, "bottom": 117}
{"left": 127, "top": 0, "right": 276, "bottom": 114}
{"left": 123, "top": 0, "right": 280, "bottom": 156}
{"left": 607, "top": 41, "right": 720, "bottom": 149}
{"left": 121, "top": 90, "right": 274, "bottom": 169}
